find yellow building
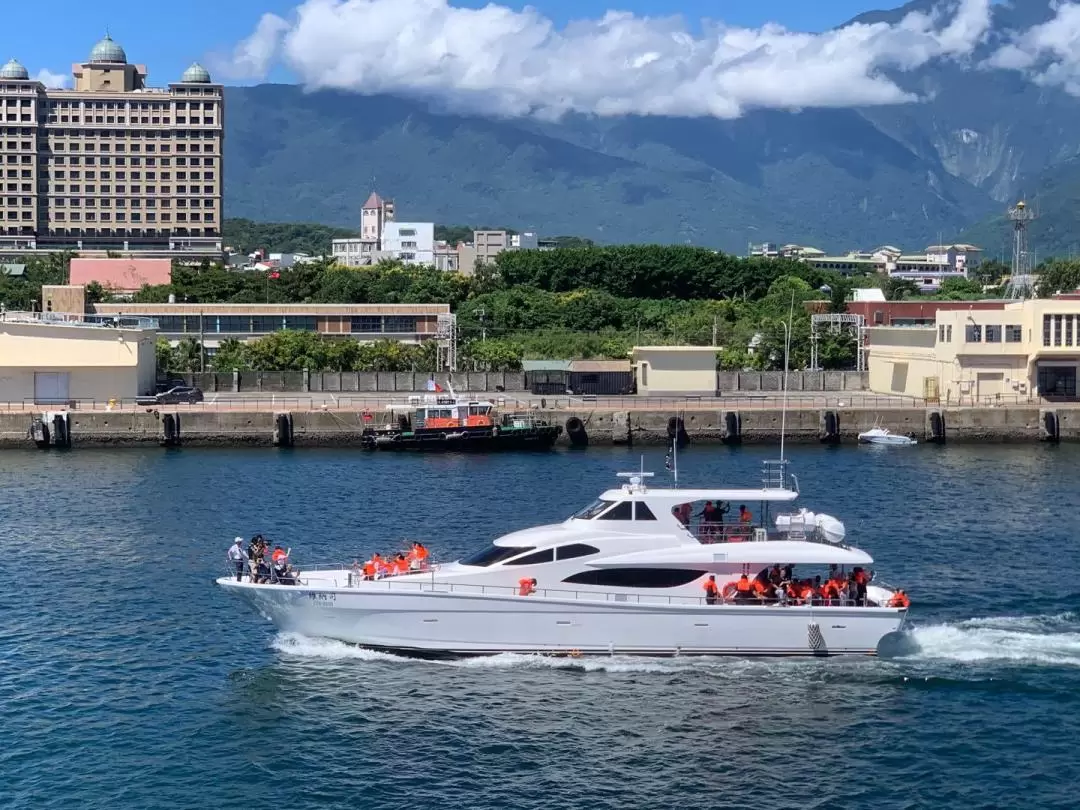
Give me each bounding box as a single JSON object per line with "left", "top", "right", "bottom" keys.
{"left": 0, "top": 313, "right": 157, "bottom": 403}
{"left": 631, "top": 346, "right": 718, "bottom": 396}
{"left": 868, "top": 298, "right": 1080, "bottom": 403}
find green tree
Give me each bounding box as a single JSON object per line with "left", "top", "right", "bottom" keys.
{"left": 211, "top": 338, "right": 250, "bottom": 371}
{"left": 464, "top": 338, "right": 523, "bottom": 370}
{"left": 935, "top": 277, "right": 985, "bottom": 300}
{"left": 1036, "top": 258, "right": 1080, "bottom": 298}
{"left": 884, "top": 277, "right": 920, "bottom": 300}
{"left": 970, "top": 259, "right": 1008, "bottom": 286}
{"left": 155, "top": 339, "right": 176, "bottom": 374}
{"left": 174, "top": 338, "right": 205, "bottom": 372}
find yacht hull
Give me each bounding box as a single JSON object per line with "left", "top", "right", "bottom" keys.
{"left": 218, "top": 578, "right": 905, "bottom": 657}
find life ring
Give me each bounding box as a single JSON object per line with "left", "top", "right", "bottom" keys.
{"left": 722, "top": 583, "right": 738, "bottom": 601}
{"left": 568, "top": 649, "right": 582, "bottom": 658}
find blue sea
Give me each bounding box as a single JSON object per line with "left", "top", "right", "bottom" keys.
{"left": 2, "top": 443, "right": 1078, "bottom": 809}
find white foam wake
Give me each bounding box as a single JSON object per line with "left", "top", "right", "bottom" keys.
{"left": 270, "top": 632, "right": 406, "bottom": 662}
{"left": 910, "top": 613, "right": 1080, "bottom": 667}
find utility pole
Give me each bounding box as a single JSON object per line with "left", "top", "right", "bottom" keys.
{"left": 199, "top": 311, "right": 205, "bottom": 373}
{"left": 712, "top": 316, "right": 718, "bottom": 347}
{"left": 474, "top": 307, "right": 487, "bottom": 342}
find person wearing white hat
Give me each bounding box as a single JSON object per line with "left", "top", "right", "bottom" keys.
{"left": 227, "top": 537, "right": 246, "bottom": 582}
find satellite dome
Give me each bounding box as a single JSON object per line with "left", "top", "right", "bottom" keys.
{"left": 0, "top": 59, "right": 29, "bottom": 80}
{"left": 181, "top": 62, "right": 211, "bottom": 83}
{"left": 90, "top": 34, "right": 127, "bottom": 64}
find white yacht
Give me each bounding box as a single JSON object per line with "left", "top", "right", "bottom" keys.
{"left": 217, "top": 461, "right": 909, "bottom": 657}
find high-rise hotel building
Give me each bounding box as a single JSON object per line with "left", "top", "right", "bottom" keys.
{"left": 0, "top": 35, "right": 223, "bottom": 257}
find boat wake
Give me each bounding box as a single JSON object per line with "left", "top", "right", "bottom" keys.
{"left": 908, "top": 612, "right": 1080, "bottom": 667}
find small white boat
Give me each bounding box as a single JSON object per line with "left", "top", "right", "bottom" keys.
{"left": 858, "top": 426, "right": 917, "bottom": 446}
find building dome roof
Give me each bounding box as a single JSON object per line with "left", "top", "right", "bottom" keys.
{"left": 0, "top": 59, "right": 29, "bottom": 80}
{"left": 89, "top": 34, "right": 127, "bottom": 64}
{"left": 181, "top": 62, "right": 211, "bottom": 83}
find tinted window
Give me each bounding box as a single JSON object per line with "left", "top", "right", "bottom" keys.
{"left": 563, "top": 568, "right": 706, "bottom": 588}
{"left": 504, "top": 548, "right": 555, "bottom": 565}
{"left": 461, "top": 545, "right": 534, "bottom": 567}
{"left": 555, "top": 543, "right": 600, "bottom": 561}
{"left": 572, "top": 499, "right": 613, "bottom": 520}
{"left": 634, "top": 502, "right": 656, "bottom": 521}
{"left": 597, "top": 501, "right": 634, "bottom": 521}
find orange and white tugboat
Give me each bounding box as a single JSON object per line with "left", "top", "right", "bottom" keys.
{"left": 360, "top": 385, "right": 562, "bottom": 452}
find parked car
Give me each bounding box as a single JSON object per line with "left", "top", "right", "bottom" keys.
{"left": 155, "top": 378, "right": 187, "bottom": 394}
{"left": 136, "top": 386, "right": 204, "bottom": 406}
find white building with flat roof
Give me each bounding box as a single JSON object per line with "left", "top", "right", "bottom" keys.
{"left": 381, "top": 222, "right": 434, "bottom": 265}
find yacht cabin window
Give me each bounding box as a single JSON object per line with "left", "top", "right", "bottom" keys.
{"left": 563, "top": 568, "right": 706, "bottom": 588}
{"left": 555, "top": 543, "right": 600, "bottom": 560}
{"left": 597, "top": 501, "right": 634, "bottom": 521}
{"left": 634, "top": 502, "right": 656, "bottom": 521}
{"left": 461, "top": 545, "right": 535, "bottom": 567}
{"left": 572, "top": 499, "right": 614, "bottom": 520}
{"left": 504, "top": 548, "right": 555, "bottom": 565}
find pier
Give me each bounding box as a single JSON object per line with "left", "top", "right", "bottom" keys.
{"left": 0, "top": 396, "right": 1075, "bottom": 448}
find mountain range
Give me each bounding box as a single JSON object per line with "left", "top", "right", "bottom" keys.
{"left": 221, "top": 0, "right": 1080, "bottom": 256}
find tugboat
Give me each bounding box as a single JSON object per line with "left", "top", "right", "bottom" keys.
{"left": 360, "top": 387, "right": 562, "bottom": 452}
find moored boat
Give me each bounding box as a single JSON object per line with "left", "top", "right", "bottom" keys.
{"left": 359, "top": 389, "right": 561, "bottom": 451}
{"left": 858, "top": 426, "right": 917, "bottom": 446}
{"left": 217, "top": 460, "right": 910, "bottom": 657}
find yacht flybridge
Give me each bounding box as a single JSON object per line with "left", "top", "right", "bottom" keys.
{"left": 218, "top": 460, "right": 909, "bottom": 657}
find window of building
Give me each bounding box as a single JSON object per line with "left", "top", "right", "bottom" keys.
{"left": 503, "top": 548, "right": 555, "bottom": 566}
{"left": 1055, "top": 314, "right": 1063, "bottom": 347}
{"left": 383, "top": 316, "right": 416, "bottom": 333}
{"left": 283, "top": 316, "right": 316, "bottom": 331}
{"left": 251, "top": 316, "right": 283, "bottom": 333}
{"left": 1005, "top": 325, "right": 1022, "bottom": 343}
{"left": 1068, "top": 316, "right": 1077, "bottom": 348}
{"left": 965, "top": 324, "right": 982, "bottom": 342}
{"left": 562, "top": 568, "right": 707, "bottom": 588}
{"left": 351, "top": 315, "right": 381, "bottom": 333}
{"left": 461, "top": 545, "right": 535, "bottom": 567}
{"left": 1043, "top": 315, "right": 1052, "bottom": 347}
{"left": 1038, "top": 366, "right": 1077, "bottom": 399}
{"left": 985, "top": 324, "right": 1002, "bottom": 343}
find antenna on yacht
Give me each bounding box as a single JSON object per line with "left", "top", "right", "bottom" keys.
{"left": 779, "top": 293, "right": 794, "bottom": 464}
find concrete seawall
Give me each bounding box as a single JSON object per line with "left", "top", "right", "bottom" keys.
{"left": 0, "top": 406, "right": 1074, "bottom": 448}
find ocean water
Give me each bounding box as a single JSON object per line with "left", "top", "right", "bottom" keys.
{"left": 2, "top": 443, "right": 1078, "bottom": 810}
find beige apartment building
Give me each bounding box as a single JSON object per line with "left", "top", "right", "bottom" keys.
{"left": 868, "top": 297, "right": 1080, "bottom": 403}
{"left": 0, "top": 35, "right": 223, "bottom": 258}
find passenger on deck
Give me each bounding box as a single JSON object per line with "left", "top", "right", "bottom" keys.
{"left": 227, "top": 537, "right": 245, "bottom": 582}
{"left": 698, "top": 502, "right": 718, "bottom": 536}
{"left": 811, "top": 575, "right": 823, "bottom": 605}
{"left": 518, "top": 577, "right": 537, "bottom": 596}
{"left": 362, "top": 558, "right": 377, "bottom": 581}
{"left": 888, "top": 589, "right": 911, "bottom": 608}
{"left": 409, "top": 542, "right": 429, "bottom": 570}
{"left": 734, "top": 573, "right": 753, "bottom": 603}
{"left": 739, "top": 505, "right": 753, "bottom": 525}
{"left": 373, "top": 553, "right": 389, "bottom": 579}
{"left": 769, "top": 565, "right": 783, "bottom": 586}
{"left": 703, "top": 575, "right": 720, "bottom": 605}
{"left": 673, "top": 503, "right": 692, "bottom": 526}
{"left": 394, "top": 553, "right": 410, "bottom": 575}
{"left": 853, "top": 567, "right": 869, "bottom": 605}
{"left": 247, "top": 535, "right": 267, "bottom": 583}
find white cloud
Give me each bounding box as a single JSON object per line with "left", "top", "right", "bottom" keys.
{"left": 986, "top": 2, "right": 1080, "bottom": 94}
{"left": 33, "top": 69, "right": 70, "bottom": 89}
{"left": 219, "top": 0, "right": 994, "bottom": 119}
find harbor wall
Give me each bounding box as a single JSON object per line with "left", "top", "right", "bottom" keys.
{"left": 0, "top": 405, "right": 1069, "bottom": 448}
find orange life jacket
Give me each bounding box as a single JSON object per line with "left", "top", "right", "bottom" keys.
{"left": 395, "top": 558, "right": 409, "bottom": 574}
{"left": 703, "top": 579, "right": 719, "bottom": 596}
{"left": 518, "top": 578, "right": 534, "bottom": 596}
{"left": 362, "top": 561, "right": 376, "bottom": 577}
{"left": 736, "top": 576, "right": 751, "bottom": 592}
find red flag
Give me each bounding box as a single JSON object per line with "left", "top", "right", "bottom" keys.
{"left": 269, "top": 271, "right": 280, "bottom": 280}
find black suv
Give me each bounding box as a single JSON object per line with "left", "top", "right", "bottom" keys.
{"left": 136, "top": 386, "right": 204, "bottom": 405}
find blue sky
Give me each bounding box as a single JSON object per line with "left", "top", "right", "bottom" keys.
{"left": 0, "top": 0, "right": 895, "bottom": 87}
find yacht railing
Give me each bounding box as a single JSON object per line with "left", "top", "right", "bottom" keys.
{"left": 224, "top": 564, "right": 897, "bottom": 608}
